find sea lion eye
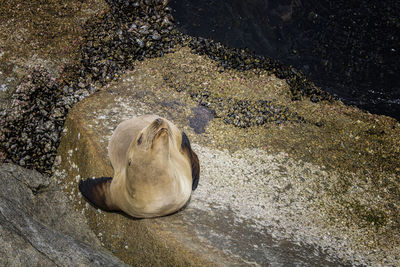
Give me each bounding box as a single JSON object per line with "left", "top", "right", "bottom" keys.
{"left": 137, "top": 133, "right": 143, "bottom": 145}
{"left": 128, "top": 159, "right": 132, "bottom": 166}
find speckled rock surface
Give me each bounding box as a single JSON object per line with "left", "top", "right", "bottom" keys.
{"left": 0, "top": 163, "right": 127, "bottom": 267}
{"left": 0, "top": 0, "right": 106, "bottom": 100}
{"left": 54, "top": 47, "right": 400, "bottom": 266}
{"left": 0, "top": 0, "right": 108, "bottom": 170}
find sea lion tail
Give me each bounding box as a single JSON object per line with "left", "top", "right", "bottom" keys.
{"left": 78, "top": 177, "right": 118, "bottom": 211}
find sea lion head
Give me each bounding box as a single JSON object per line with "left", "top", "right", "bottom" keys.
{"left": 126, "top": 118, "right": 172, "bottom": 179}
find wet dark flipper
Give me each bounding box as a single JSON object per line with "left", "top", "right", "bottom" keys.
{"left": 78, "top": 177, "right": 118, "bottom": 211}
{"left": 181, "top": 132, "right": 200, "bottom": 190}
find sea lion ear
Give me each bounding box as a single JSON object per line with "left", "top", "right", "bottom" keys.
{"left": 78, "top": 177, "right": 118, "bottom": 211}
{"left": 181, "top": 132, "right": 200, "bottom": 190}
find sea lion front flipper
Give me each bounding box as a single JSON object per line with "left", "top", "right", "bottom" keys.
{"left": 188, "top": 150, "right": 199, "bottom": 190}
{"left": 78, "top": 177, "right": 119, "bottom": 211}
{"left": 181, "top": 132, "right": 200, "bottom": 190}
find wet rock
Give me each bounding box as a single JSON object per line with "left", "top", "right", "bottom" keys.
{"left": 0, "top": 69, "right": 64, "bottom": 173}
{"left": 80, "top": 0, "right": 180, "bottom": 86}
{"left": 151, "top": 31, "right": 161, "bottom": 40}
{"left": 189, "top": 106, "right": 214, "bottom": 134}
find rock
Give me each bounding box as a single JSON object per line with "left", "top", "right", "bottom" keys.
{"left": 0, "top": 1, "right": 398, "bottom": 265}
{"left": 188, "top": 106, "right": 214, "bottom": 134}
{"left": 0, "top": 0, "right": 109, "bottom": 172}
{"left": 53, "top": 48, "right": 400, "bottom": 266}
{"left": 0, "top": 163, "right": 127, "bottom": 267}
{"left": 0, "top": 0, "right": 107, "bottom": 101}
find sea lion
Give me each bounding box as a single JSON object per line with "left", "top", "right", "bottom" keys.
{"left": 79, "top": 115, "right": 200, "bottom": 218}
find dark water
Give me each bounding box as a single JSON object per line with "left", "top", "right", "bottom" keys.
{"left": 170, "top": 0, "right": 400, "bottom": 121}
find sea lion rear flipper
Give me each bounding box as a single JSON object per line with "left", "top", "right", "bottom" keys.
{"left": 78, "top": 177, "right": 118, "bottom": 211}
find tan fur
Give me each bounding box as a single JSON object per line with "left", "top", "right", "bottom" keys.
{"left": 99, "top": 115, "right": 196, "bottom": 218}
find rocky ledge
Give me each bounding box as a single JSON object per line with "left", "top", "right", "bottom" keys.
{"left": 53, "top": 47, "right": 400, "bottom": 266}
{"left": 0, "top": 163, "right": 127, "bottom": 266}
{"left": 1, "top": 0, "right": 399, "bottom": 266}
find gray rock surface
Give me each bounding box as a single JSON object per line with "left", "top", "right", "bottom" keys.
{"left": 0, "top": 163, "right": 127, "bottom": 267}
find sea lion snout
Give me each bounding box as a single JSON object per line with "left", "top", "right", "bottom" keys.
{"left": 156, "top": 127, "right": 168, "bottom": 136}
{"left": 150, "top": 118, "right": 169, "bottom": 140}
{"left": 135, "top": 118, "right": 169, "bottom": 150}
